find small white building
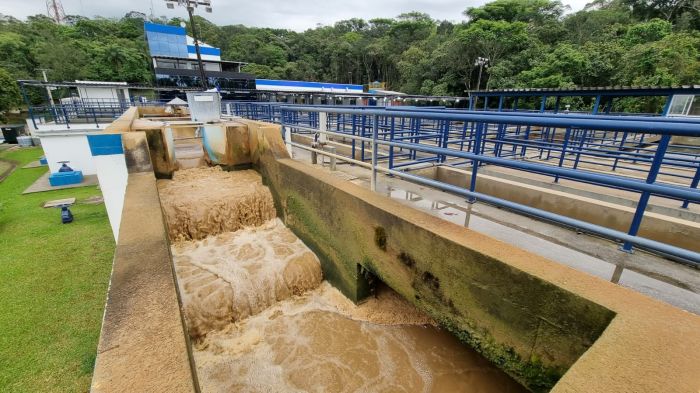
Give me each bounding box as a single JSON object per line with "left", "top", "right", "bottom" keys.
{"left": 73, "top": 80, "right": 131, "bottom": 103}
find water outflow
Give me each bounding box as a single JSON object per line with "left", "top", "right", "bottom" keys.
{"left": 158, "top": 167, "right": 525, "bottom": 393}
{"left": 159, "top": 167, "right": 322, "bottom": 339}
{"left": 172, "top": 219, "right": 323, "bottom": 338}
{"left": 158, "top": 167, "right": 277, "bottom": 242}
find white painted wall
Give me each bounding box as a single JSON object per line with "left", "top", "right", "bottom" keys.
{"left": 92, "top": 154, "right": 128, "bottom": 241}
{"left": 77, "top": 86, "right": 131, "bottom": 101}
{"left": 40, "top": 134, "right": 97, "bottom": 175}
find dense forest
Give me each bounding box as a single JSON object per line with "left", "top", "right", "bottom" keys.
{"left": 0, "top": 0, "right": 698, "bottom": 114}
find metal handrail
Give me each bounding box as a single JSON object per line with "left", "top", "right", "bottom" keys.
{"left": 272, "top": 106, "right": 700, "bottom": 265}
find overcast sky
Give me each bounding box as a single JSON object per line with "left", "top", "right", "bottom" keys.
{"left": 0, "top": 0, "right": 590, "bottom": 31}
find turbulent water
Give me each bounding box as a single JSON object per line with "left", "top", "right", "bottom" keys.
{"left": 172, "top": 219, "right": 323, "bottom": 339}
{"left": 158, "top": 167, "right": 525, "bottom": 393}
{"left": 158, "top": 167, "right": 276, "bottom": 242}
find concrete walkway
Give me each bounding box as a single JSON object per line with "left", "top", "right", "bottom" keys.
{"left": 22, "top": 171, "right": 99, "bottom": 194}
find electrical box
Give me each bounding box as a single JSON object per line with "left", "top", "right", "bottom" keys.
{"left": 186, "top": 92, "right": 221, "bottom": 123}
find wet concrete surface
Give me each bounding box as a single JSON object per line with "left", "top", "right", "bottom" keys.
{"left": 292, "top": 147, "right": 700, "bottom": 315}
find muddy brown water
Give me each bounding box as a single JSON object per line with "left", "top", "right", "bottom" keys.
{"left": 159, "top": 167, "right": 526, "bottom": 393}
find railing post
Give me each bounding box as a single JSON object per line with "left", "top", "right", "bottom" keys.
{"left": 554, "top": 127, "right": 573, "bottom": 183}
{"left": 326, "top": 146, "right": 337, "bottom": 171}
{"left": 371, "top": 114, "right": 379, "bottom": 192}
{"left": 682, "top": 165, "right": 700, "bottom": 208}
{"left": 319, "top": 111, "right": 328, "bottom": 144}
{"left": 389, "top": 116, "right": 396, "bottom": 169}
{"left": 621, "top": 134, "right": 671, "bottom": 252}
{"left": 468, "top": 122, "right": 484, "bottom": 203}
{"left": 572, "top": 129, "right": 588, "bottom": 170}
{"left": 62, "top": 105, "right": 70, "bottom": 129}
{"left": 520, "top": 125, "right": 531, "bottom": 157}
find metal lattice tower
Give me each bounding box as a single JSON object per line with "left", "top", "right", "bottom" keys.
{"left": 46, "top": 0, "right": 66, "bottom": 24}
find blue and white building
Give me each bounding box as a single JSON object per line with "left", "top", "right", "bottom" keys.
{"left": 144, "top": 22, "right": 255, "bottom": 99}
{"left": 143, "top": 22, "right": 390, "bottom": 104}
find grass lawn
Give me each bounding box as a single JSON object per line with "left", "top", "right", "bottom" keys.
{"left": 0, "top": 147, "right": 115, "bottom": 392}
{"left": 0, "top": 159, "right": 15, "bottom": 179}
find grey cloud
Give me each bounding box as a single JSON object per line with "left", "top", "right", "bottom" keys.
{"left": 0, "top": 0, "right": 590, "bottom": 31}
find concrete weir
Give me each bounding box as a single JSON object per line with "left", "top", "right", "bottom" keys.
{"left": 92, "top": 107, "right": 700, "bottom": 393}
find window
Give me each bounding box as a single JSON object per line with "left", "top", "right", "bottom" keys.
{"left": 204, "top": 62, "right": 221, "bottom": 72}
{"left": 688, "top": 96, "right": 700, "bottom": 117}
{"left": 668, "top": 95, "right": 694, "bottom": 116}
{"left": 156, "top": 59, "right": 177, "bottom": 69}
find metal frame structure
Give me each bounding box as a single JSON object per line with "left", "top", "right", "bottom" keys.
{"left": 468, "top": 86, "right": 700, "bottom": 115}
{"left": 231, "top": 104, "right": 700, "bottom": 265}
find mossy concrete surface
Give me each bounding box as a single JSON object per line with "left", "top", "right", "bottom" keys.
{"left": 240, "top": 118, "right": 700, "bottom": 393}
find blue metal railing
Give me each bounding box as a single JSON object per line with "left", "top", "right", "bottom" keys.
{"left": 231, "top": 103, "right": 700, "bottom": 264}
{"left": 27, "top": 98, "right": 168, "bottom": 129}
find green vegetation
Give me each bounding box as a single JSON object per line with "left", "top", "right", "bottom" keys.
{"left": 0, "top": 147, "right": 115, "bottom": 392}
{"left": 0, "top": 0, "right": 698, "bottom": 111}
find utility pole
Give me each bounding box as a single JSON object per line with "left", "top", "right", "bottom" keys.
{"left": 39, "top": 69, "right": 55, "bottom": 105}
{"left": 165, "top": 0, "right": 212, "bottom": 90}
{"left": 474, "top": 56, "right": 489, "bottom": 91}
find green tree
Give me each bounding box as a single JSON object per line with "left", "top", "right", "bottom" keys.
{"left": 0, "top": 68, "right": 21, "bottom": 121}
{"left": 624, "top": 18, "right": 673, "bottom": 45}
{"left": 465, "top": 0, "right": 568, "bottom": 23}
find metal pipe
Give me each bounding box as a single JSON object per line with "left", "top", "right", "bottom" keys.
{"left": 281, "top": 106, "right": 700, "bottom": 136}
{"left": 384, "top": 168, "right": 700, "bottom": 265}
{"left": 283, "top": 118, "right": 700, "bottom": 201}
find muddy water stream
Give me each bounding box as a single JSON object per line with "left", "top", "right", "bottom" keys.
{"left": 159, "top": 167, "right": 525, "bottom": 393}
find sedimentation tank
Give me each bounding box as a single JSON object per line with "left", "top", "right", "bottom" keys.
{"left": 88, "top": 105, "right": 700, "bottom": 393}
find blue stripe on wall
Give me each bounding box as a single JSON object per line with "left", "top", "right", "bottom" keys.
{"left": 255, "top": 79, "right": 364, "bottom": 91}
{"left": 187, "top": 45, "right": 221, "bottom": 56}
{"left": 144, "top": 22, "right": 186, "bottom": 36}
{"left": 87, "top": 134, "right": 124, "bottom": 156}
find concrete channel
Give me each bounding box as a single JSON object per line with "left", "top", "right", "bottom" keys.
{"left": 90, "top": 107, "right": 700, "bottom": 393}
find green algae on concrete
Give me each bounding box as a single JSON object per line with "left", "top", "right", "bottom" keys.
{"left": 255, "top": 155, "right": 615, "bottom": 392}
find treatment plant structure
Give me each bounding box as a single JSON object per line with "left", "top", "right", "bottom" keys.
{"left": 30, "top": 87, "right": 694, "bottom": 393}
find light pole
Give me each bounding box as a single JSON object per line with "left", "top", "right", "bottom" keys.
{"left": 474, "top": 56, "right": 489, "bottom": 90}
{"left": 165, "top": 0, "right": 212, "bottom": 90}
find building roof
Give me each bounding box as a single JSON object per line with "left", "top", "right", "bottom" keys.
{"left": 74, "top": 80, "right": 128, "bottom": 86}
{"left": 17, "top": 80, "right": 202, "bottom": 92}
{"left": 469, "top": 85, "right": 700, "bottom": 97}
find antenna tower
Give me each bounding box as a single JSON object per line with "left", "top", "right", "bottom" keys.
{"left": 46, "top": 0, "right": 66, "bottom": 24}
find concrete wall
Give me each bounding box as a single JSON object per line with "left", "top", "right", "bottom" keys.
{"left": 239, "top": 118, "right": 700, "bottom": 393}
{"left": 253, "top": 149, "right": 611, "bottom": 391}
{"left": 94, "top": 112, "right": 700, "bottom": 393}
{"left": 91, "top": 171, "right": 198, "bottom": 393}
{"left": 91, "top": 131, "right": 197, "bottom": 393}
{"left": 40, "top": 134, "right": 97, "bottom": 175}
{"left": 411, "top": 165, "right": 700, "bottom": 253}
